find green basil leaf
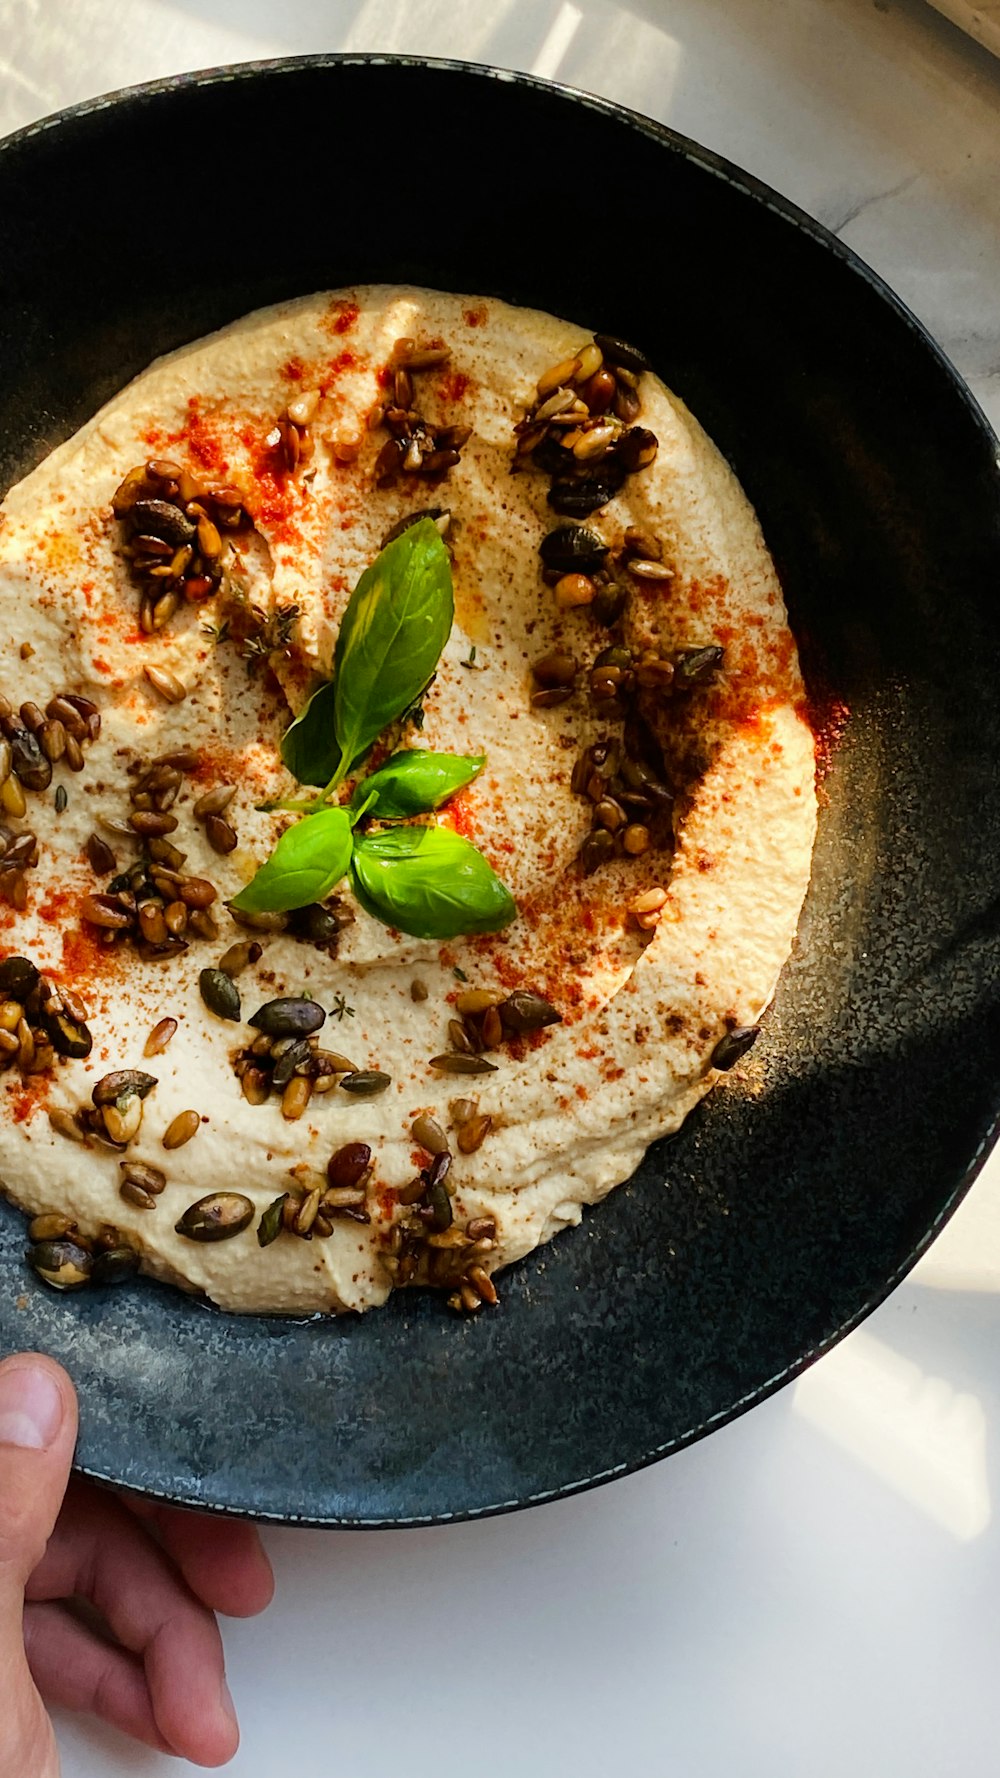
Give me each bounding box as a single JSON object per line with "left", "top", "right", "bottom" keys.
{"left": 230, "top": 807, "right": 354, "bottom": 915}
{"left": 350, "top": 749, "right": 485, "bottom": 820}
{"left": 332, "top": 519, "right": 453, "bottom": 783}
{"left": 351, "top": 825, "right": 516, "bottom": 940}
{"left": 279, "top": 681, "right": 340, "bottom": 787}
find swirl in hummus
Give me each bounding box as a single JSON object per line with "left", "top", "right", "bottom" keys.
{"left": 0, "top": 286, "right": 816, "bottom": 1314}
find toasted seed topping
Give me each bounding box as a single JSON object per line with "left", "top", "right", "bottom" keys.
{"left": 162, "top": 1109, "right": 201, "bottom": 1150}
{"left": 218, "top": 939, "right": 262, "bottom": 978}
{"left": 193, "top": 784, "right": 237, "bottom": 819}
{"left": 249, "top": 996, "right": 325, "bottom": 1037}
{"left": 92, "top": 1069, "right": 157, "bottom": 1107}
{"left": 91, "top": 1245, "right": 141, "bottom": 1287}
{"left": 0, "top": 956, "right": 39, "bottom": 1000}
{"left": 143, "top": 663, "right": 187, "bottom": 704}
{"left": 412, "top": 1114, "right": 450, "bottom": 1156}
{"left": 28, "top": 1239, "right": 92, "bottom": 1291}
{"left": 29, "top": 1211, "right": 76, "bottom": 1242}
{"left": 47, "top": 1106, "right": 85, "bottom": 1143}
{"left": 410, "top": 978, "right": 429, "bottom": 1003}
{"left": 456, "top": 1113, "right": 493, "bottom": 1154}
{"left": 430, "top": 1054, "right": 498, "bottom": 1075}
{"left": 339, "top": 1070, "right": 391, "bottom": 1097}
{"left": 500, "top": 991, "right": 562, "bottom": 1034}
{"left": 281, "top": 1076, "right": 312, "bottom": 1121}
{"left": 199, "top": 967, "right": 241, "bottom": 1022}
{"left": 257, "top": 1195, "right": 288, "bottom": 1248}
{"left": 117, "top": 1180, "right": 154, "bottom": 1215}
{"left": 711, "top": 1025, "right": 761, "bottom": 1071}
{"left": 205, "top": 814, "right": 238, "bottom": 854}
{"left": 175, "top": 1192, "right": 253, "bottom": 1241}
{"left": 120, "top": 1159, "right": 166, "bottom": 1197}
{"left": 143, "top": 1016, "right": 178, "bottom": 1057}
{"left": 593, "top": 332, "right": 651, "bottom": 373}
{"left": 43, "top": 1007, "right": 93, "bottom": 1059}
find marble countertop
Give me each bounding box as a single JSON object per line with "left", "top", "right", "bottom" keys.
{"left": 3, "top": 3, "right": 1000, "bottom": 1773}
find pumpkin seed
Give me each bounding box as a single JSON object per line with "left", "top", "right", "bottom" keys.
{"left": 711, "top": 1026, "right": 760, "bottom": 1071}
{"left": 501, "top": 991, "right": 561, "bottom": 1034}
{"left": 339, "top": 1070, "right": 391, "bottom": 1097}
{"left": 92, "top": 1069, "right": 157, "bottom": 1107}
{"left": 0, "top": 956, "right": 38, "bottom": 1000}
{"left": 272, "top": 1038, "right": 313, "bottom": 1088}
{"left": 539, "top": 524, "right": 609, "bottom": 575}
{"left": 163, "top": 1109, "right": 200, "bottom": 1149}
{"left": 28, "top": 1239, "right": 92, "bottom": 1290}
{"left": 674, "top": 644, "right": 725, "bottom": 686}
{"left": 199, "top": 967, "right": 241, "bottom": 1021}
{"left": 249, "top": 997, "right": 325, "bottom": 1037}
{"left": 593, "top": 332, "right": 651, "bottom": 373}
{"left": 430, "top": 1054, "right": 498, "bottom": 1075}
{"left": 175, "top": 1192, "right": 254, "bottom": 1241}
{"left": 91, "top": 1245, "right": 140, "bottom": 1286}
{"left": 327, "top": 1142, "right": 372, "bottom": 1190}
{"left": 257, "top": 1195, "right": 288, "bottom": 1247}
{"left": 42, "top": 1006, "right": 93, "bottom": 1059}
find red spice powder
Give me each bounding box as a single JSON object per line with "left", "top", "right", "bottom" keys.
{"left": 463, "top": 305, "right": 488, "bottom": 328}
{"left": 441, "top": 371, "right": 470, "bottom": 403}
{"left": 10, "top": 1080, "right": 46, "bottom": 1123}
{"left": 331, "top": 301, "right": 360, "bottom": 336}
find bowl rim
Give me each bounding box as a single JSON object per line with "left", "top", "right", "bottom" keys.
{"left": 3, "top": 52, "right": 1000, "bottom": 1526}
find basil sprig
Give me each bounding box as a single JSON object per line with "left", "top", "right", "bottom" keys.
{"left": 230, "top": 808, "right": 354, "bottom": 915}
{"left": 331, "top": 518, "right": 453, "bottom": 791}
{"left": 350, "top": 749, "right": 484, "bottom": 820}
{"left": 279, "top": 681, "right": 341, "bottom": 788}
{"left": 237, "top": 522, "right": 515, "bottom": 935}
{"left": 352, "top": 827, "right": 516, "bottom": 940}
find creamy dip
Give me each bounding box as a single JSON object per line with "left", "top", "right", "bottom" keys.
{"left": 0, "top": 287, "right": 816, "bottom": 1313}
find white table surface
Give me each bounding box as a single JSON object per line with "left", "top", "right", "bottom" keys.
{"left": 3, "top": 2, "right": 1000, "bottom": 1772}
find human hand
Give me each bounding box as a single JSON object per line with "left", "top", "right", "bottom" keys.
{"left": 0, "top": 1352, "right": 274, "bottom": 1773}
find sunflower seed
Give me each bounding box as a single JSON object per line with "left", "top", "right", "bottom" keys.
{"left": 163, "top": 1109, "right": 200, "bottom": 1149}
{"left": 193, "top": 784, "right": 236, "bottom": 818}
{"left": 711, "top": 1026, "right": 761, "bottom": 1070}
{"left": 143, "top": 664, "right": 187, "bottom": 704}
{"left": 456, "top": 1113, "right": 492, "bottom": 1154}
{"left": 412, "top": 1114, "right": 449, "bottom": 1156}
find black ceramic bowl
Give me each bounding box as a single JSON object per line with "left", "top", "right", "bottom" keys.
{"left": 1, "top": 57, "right": 999, "bottom": 1526}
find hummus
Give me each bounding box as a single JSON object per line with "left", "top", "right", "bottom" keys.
{"left": 0, "top": 286, "right": 816, "bottom": 1314}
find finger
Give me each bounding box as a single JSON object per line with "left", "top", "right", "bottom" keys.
{"left": 0, "top": 1354, "right": 78, "bottom": 1773}
{"left": 122, "top": 1496, "right": 274, "bottom": 1617}
{"left": 26, "top": 1482, "right": 239, "bottom": 1767}
{"left": 23, "top": 1600, "right": 172, "bottom": 1754}
{"left": 0, "top": 1355, "right": 78, "bottom": 1599}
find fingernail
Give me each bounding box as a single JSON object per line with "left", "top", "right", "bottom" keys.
{"left": 0, "top": 1361, "right": 64, "bottom": 1450}
{"left": 220, "top": 1676, "right": 237, "bottom": 1727}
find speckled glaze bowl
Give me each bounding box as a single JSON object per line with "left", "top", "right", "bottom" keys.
{"left": 1, "top": 56, "right": 999, "bottom": 1525}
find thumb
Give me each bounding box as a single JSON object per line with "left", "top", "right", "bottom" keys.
{"left": 0, "top": 1355, "right": 78, "bottom": 1769}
